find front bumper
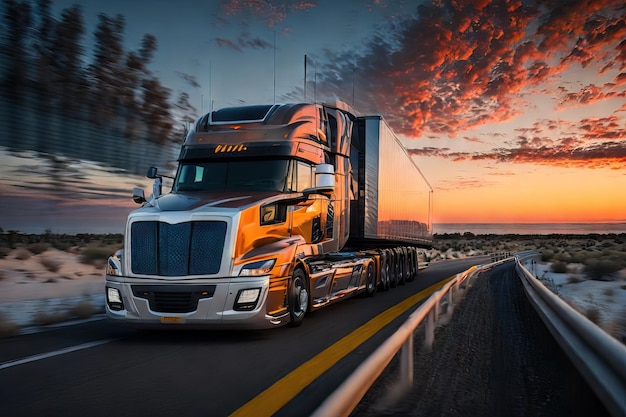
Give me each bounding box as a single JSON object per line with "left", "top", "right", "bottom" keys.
{"left": 105, "top": 274, "right": 290, "bottom": 329}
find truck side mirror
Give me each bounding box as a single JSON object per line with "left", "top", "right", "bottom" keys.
{"left": 132, "top": 187, "right": 146, "bottom": 204}
{"left": 314, "top": 164, "right": 335, "bottom": 192}
{"left": 146, "top": 166, "right": 159, "bottom": 179}
{"left": 302, "top": 164, "right": 335, "bottom": 197}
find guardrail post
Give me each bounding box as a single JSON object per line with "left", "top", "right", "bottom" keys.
{"left": 447, "top": 286, "right": 454, "bottom": 316}
{"left": 425, "top": 309, "right": 435, "bottom": 351}
{"left": 400, "top": 333, "right": 414, "bottom": 388}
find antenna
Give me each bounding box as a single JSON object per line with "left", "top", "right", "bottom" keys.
{"left": 209, "top": 60, "right": 212, "bottom": 114}
{"left": 314, "top": 58, "right": 317, "bottom": 103}
{"left": 304, "top": 54, "right": 307, "bottom": 102}
{"left": 273, "top": 30, "right": 276, "bottom": 104}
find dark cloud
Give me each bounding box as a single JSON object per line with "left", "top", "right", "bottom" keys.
{"left": 296, "top": 0, "right": 625, "bottom": 171}
{"left": 214, "top": 32, "right": 272, "bottom": 52}
{"left": 220, "top": 0, "right": 317, "bottom": 28}
{"left": 177, "top": 72, "right": 201, "bottom": 89}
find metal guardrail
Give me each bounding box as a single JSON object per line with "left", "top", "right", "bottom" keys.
{"left": 311, "top": 257, "right": 512, "bottom": 417}
{"left": 313, "top": 252, "right": 626, "bottom": 417}
{"left": 516, "top": 252, "right": 626, "bottom": 417}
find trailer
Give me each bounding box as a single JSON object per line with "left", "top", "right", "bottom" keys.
{"left": 105, "top": 102, "right": 432, "bottom": 329}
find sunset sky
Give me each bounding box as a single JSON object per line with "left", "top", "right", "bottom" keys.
{"left": 3, "top": 0, "right": 625, "bottom": 232}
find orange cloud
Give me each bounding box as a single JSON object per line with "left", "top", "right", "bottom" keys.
{"left": 290, "top": 0, "right": 626, "bottom": 172}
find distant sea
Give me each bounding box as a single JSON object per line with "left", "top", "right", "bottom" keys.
{"left": 432, "top": 223, "right": 626, "bottom": 235}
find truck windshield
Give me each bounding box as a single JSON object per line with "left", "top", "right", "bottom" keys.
{"left": 173, "top": 160, "right": 289, "bottom": 193}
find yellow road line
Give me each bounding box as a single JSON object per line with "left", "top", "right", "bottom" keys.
{"left": 230, "top": 278, "right": 453, "bottom": 417}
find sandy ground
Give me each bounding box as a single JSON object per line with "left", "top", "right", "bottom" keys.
{"left": 0, "top": 247, "right": 624, "bottom": 341}
{"left": 0, "top": 248, "right": 105, "bottom": 330}
{"left": 522, "top": 258, "right": 626, "bottom": 342}
{"left": 353, "top": 262, "right": 613, "bottom": 417}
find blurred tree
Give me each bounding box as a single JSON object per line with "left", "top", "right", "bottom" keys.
{"left": 121, "top": 33, "right": 157, "bottom": 139}
{"left": 1, "top": 0, "right": 33, "bottom": 97}
{"left": 1, "top": 0, "right": 181, "bottom": 157}
{"left": 33, "top": 0, "right": 56, "bottom": 102}
{"left": 53, "top": 4, "right": 84, "bottom": 115}
{"left": 89, "top": 13, "right": 125, "bottom": 126}
{"left": 175, "top": 92, "right": 197, "bottom": 128}
{"left": 141, "top": 76, "right": 173, "bottom": 143}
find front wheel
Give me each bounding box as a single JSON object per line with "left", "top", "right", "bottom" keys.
{"left": 288, "top": 268, "right": 309, "bottom": 327}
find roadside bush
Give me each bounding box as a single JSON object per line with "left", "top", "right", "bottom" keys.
{"left": 585, "top": 308, "right": 601, "bottom": 325}
{"left": 603, "top": 288, "right": 615, "bottom": 297}
{"left": 0, "top": 247, "right": 11, "bottom": 258}
{"left": 13, "top": 248, "right": 31, "bottom": 260}
{"left": 33, "top": 311, "right": 69, "bottom": 326}
{"left": 50, "top": 240, "right": 72, "bottom": 251}
{"left": 541, "top": 250, "right": 554, "bottom": 262}
{"left": 584, "top": 259, "right": 622, "bottom": 281}
{"left": 550, "top": 261, "right": 568, "bottom": 273}
{"left": 40, "top": 257, "right": 61, "bottom": 273}
{"left": 567, "top": 276, "right": 584, "bottom": 284}
{"left": 26, "top": 242, "right": 50, "bottom": 255}
{"left": 70, "top": 302, "right": 97, "bottom": 319}
{"left": 0, "top": 314, "right": 18, "bottom": 338}
{"left": 79, "top": 247, "right": 114, "bottom": 267}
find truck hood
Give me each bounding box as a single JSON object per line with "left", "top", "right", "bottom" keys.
{"left": 146, "top": 191, "right": 282, "bottom": 212}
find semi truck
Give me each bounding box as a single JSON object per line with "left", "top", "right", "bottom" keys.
{"left": 105, "top": 102, "right": 432, "bottom": 329}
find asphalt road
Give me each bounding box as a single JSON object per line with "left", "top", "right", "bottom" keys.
{"left": 354, "top": 261, "right": 611, "bottom": 417}
{"left": 0, "top": 256, "right": 486, "bottom": 417}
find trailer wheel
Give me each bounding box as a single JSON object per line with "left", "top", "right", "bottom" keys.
{"left": 412, "top": 247, "right": 419, "bottom": 280}
{"left": 288, "top": 268, "right": 309, "bottom": 327}
{"left": 407, "top": 247, "right": 417, "bottom": 282}
{"left": 364, "top": 261, "right": 377, "bottom": 297}
{"left": 398, "top": 247, "right": 407, "bottom": 285}
{"left": 389, "top": 249, "right": 399, "bottom": 288}
{"left": 379, "top": 250, "right": 390, "bottom": 291}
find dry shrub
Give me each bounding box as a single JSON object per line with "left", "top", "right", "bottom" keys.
{"left": 585, "top": 307, "right": 601, "bottom": 325}
{"left": 26, "top": 242, "right": 50, "bottom": 255}
{"left": 0, "top": 247, "right": 11, "bottom": 258}
{"left": 80, "top": 247, "right": 113, "bottom": 267}
{"left": 33, "top": 311, "right": 69, "bottom": 326}
{"left": 606, "top": 312, "right": 626, "bottom": 344}
{"left": 584, "top": 259, "right": 621, "bottom": 281}
{"left": 0, "top": 314, "right": 18, "bottom": 338}
{"left": 70, "top": 302, "right": 97, "bottom": 319}
{"left": 40, "top": 257, "right": 61, "bottom": 273}
{"left": 13, "top": 248, "right": 31, "bottom": 260}
{"left": 550, "top": 261, "right": 568, "bottom": 273}
{"left": 567, "top": 276, "right": 583, "bottom": 284}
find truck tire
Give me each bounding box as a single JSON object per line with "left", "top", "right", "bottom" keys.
{"left": 288, "top": 268, "right": 309, "bottom": 327}
{"left": 398, "top": 247, "right": 407, "bottom": 285}
{"left": 389, "top": 249, "right": 399, "bottom": 288}
{"left": 379, "top": 250, "right": 390, "bottom": 291}
{"left": 364, "top": 261, "right": 376, "bottom": 297}
{"left": 407, "top": 247, "right": 417, "bottom": 281}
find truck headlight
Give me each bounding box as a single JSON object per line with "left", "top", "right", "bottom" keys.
{"left": 234, "top": 288, "right": 261, "bottom": 311}
{"left": 106, "top": 287, "right": 124, "bottom": 311}
{"left": 239, "top": 259, "right": 276, "bottom": 276}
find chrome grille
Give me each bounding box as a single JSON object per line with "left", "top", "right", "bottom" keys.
{"left": 130, "top": 221, "right": 227, "bottom": 276}
{"left": 132, "top": 285, "right": 216, "bottom": 313}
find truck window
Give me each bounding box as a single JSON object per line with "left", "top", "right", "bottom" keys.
{"left": 296, "top": 161, "right": 312, "bottom": 191}
{"left": 173, "top": 160, "right": 289, "bottom": 193}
